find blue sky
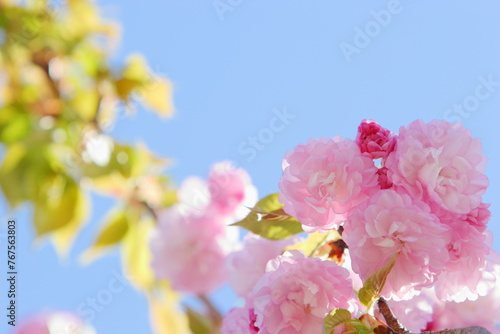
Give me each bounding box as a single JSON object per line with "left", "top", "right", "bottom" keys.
{"left": 2, "top": 0, "right": 500, "bottom": 333}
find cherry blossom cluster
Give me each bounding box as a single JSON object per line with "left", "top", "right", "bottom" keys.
{"left": 146, "top": 119, "right": 499, "bottom": 333}
{"left": 274, "top": 119, "right": 498, "bottom": 332}
{"left": 150, "top": 161, "right": 258, "bottom": 294}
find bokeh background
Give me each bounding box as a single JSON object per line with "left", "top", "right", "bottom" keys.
{"left": 2, "top": 0, "right": 500, "bottom": 333}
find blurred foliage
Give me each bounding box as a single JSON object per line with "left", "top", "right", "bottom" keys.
{"left": 0, "top": 0, "right": 174, "bottom": 252}
{"left": 0, "top": 0, "right": 195, "bottom": 333}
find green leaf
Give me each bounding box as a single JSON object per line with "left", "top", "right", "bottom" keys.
{"left": 139, "top": 77, "right": 174, "bottom": 117}
{"left": 231, "top": 193, "right": 303, "bottom": 240}
{"left": 323, "top": 309, "right": 352, "bottom": 334}
{"left": 82, "top": 143, "right": 137, "bottom": 179}
{"left": 148, "top": 286, "right": 190, "bottom": 334}
{"left": 0, "top": 143, "right": 52, "bottom": 207}
{"left": 358, "top": 253, "right": 397, "bottom": 309}
{"left": 50, "top": 185, "right": 89, "bottom": 257}
{"left": 0, "top": 143, "right": 29, "bottom": 207}
{"left": 94, "top": 210, "right": 130, "bottom": 247}
{"left": 185, "top": 307, "right": 215, "bottom": 334}
{"left": 33, "top": 175, "right": 85, "bottom": 236}
{"left": 286, "top": 230, "right": 340, "bottom": 257}
{"left": 121, "top": 216, "right": 156, "bottom": 291}
{"left": 80, "top": 209, "right": 131, "bottom": 264}
{"left": 0, "top": 109, "right": 31, "bottom": 143}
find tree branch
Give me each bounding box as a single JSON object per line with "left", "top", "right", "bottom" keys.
{"left": 377, "top": 298, "right": 492, "bottom": 334}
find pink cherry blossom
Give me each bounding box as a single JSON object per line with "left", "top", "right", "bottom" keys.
{"left": 428, "top": 252, "right": 500, "bottom": 333}
{"left": 355, "top": 119, "right": 396, "bottom": 160}
{"left": 15, "top": 312, "right": 95, "bottom": 334}
{"left": 343, "top": 189, "right": 450, "bottom": 300}
{"left": 150, "top": 206, "right": 234, "bottom": 294}
{"left": 385, "top": 119, "right": 488, "bottom": 215}
{"left": 226, "top": 233, "right": 301, "bottom": 297}
{"left": 251, "top": 250, "right": 356, "bottom": 334}
{"left": 207, "top": 161, "right": 258, "bottom": 220}
{"left": 279, "top": 137, "right": 379, "bottom": 232}
{"left": 176, "top": 176, "right": 211, "bottom": 216}
{"left": 434, "top": 222, "right": 490, "bottom": 302}
{"left": 221, "top": 304, "right": 259, "bottom": 334}
{"left": 464, "top": 202, "right": 491, "bottom": 233}
{"left": 377, "top": 167, "right": 393, "bottom": 190}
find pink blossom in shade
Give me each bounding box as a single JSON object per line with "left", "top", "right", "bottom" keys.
{"left": 464, "top": 202, "right": 491, "bottom": 233}
{"left": 342, "top": 189, "right": 450, "bottom": 300}
{"left": 279, "top": 137, "right": 380, "bottom": 233}
{"left": 150, "top": 206, "right": 233, "bottom": 295}
{"left": 207, "top": 161, "right": 258, "bottom": 220}
{"left": 433, "top": 222, "right": 490, "bottom": 302}
{"left": 226, "top": 233, "right": 301, "bottom": 297}
{"left": 251, "top": 250, "right": 356, "bottom": 334}
{"left": 385, "top": 119, "right": 488, "bottom": 215}
{"left": 432, "top": 202, "right": 491, "bottom": 234}
{"left": 15, "top": 312, "right": 96, "bottom": 334}
{"left": 221, "top": 304, "right": 259, "bottom": 334}
{"left": 377, "top": 167, "right": 393, "bottom": 190}
{"left": 355, "top": 119, "right": 396, "bottom": 160}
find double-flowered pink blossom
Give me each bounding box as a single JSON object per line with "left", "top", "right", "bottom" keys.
{"left": 433, "top": 223, "right": 490, "bottom": 302}
{"left": 356, "top": 119, "right": 396, "bottom": 160}
{"left": 251, "top": 250, "right": 356, "bottom": 334}
{"left": 343, "top": 189, "right": 450, "bottom": 300}
{"left": 279, "top": 137, "right": 379, "bottom": 232}
{"left": 150, "top": 161, "right": 256, "bottom": 294}
{"left": 385, "top": 119, "right": 488, "bottom": 215}
{"left": 226, "top": 233, "right": 301, "bottom": 297}
{"left": 150, "top": 206, "right": 233, "bottom": 294}
{"left": 208, "top": 161, "right": 258, "bottom": 220}
{"left": 220, "top": 303, "right": 259, "bottom": 334}
{"left": 428, "top": 251, "right": 500, "bottom": 334}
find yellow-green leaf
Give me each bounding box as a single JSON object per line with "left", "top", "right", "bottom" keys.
{"left": 34, "top": 175, "right": 83, "bottom": 236}
{"left": 149, "top": 287, "right": 190, "bottom": 334}
{"left": 72, "top": 90, "right": 99, "bottom": 121}
{"left": 185, "top": 307, "right": 215, "bottom": 334}
{"left": 232, "top": 193, "right": 303, "bottom": 240}
{"left": 50, "top": 186, "right": 89, "bottom": 257}
{"left": 122, "top": 54, "right": 149, "bottom": 82}
{"left": 140, "top": 77, "right": 174, "bottom": 117}
{"left": 115, "top": 77, "right": 139, "bottom": 101}
{"left": 286, "top": 230, "right": 340, "bottom": 257}
{"left": 323, "top": 309, "right": 352, "bottom": 334}
{"left": 80, "top": 209, "right": 130, "bottom": 264}
{"left": 0, "top": 143, "right": 28, "bottom": 207}
{"left": 358, "top": 253, "right": 397, "bottom": 309}
{"left": 122, "top": 216, "right": 156, "bottom": 291}
{"left": 0, "top": 111, "right": 31, "bottom": 143}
